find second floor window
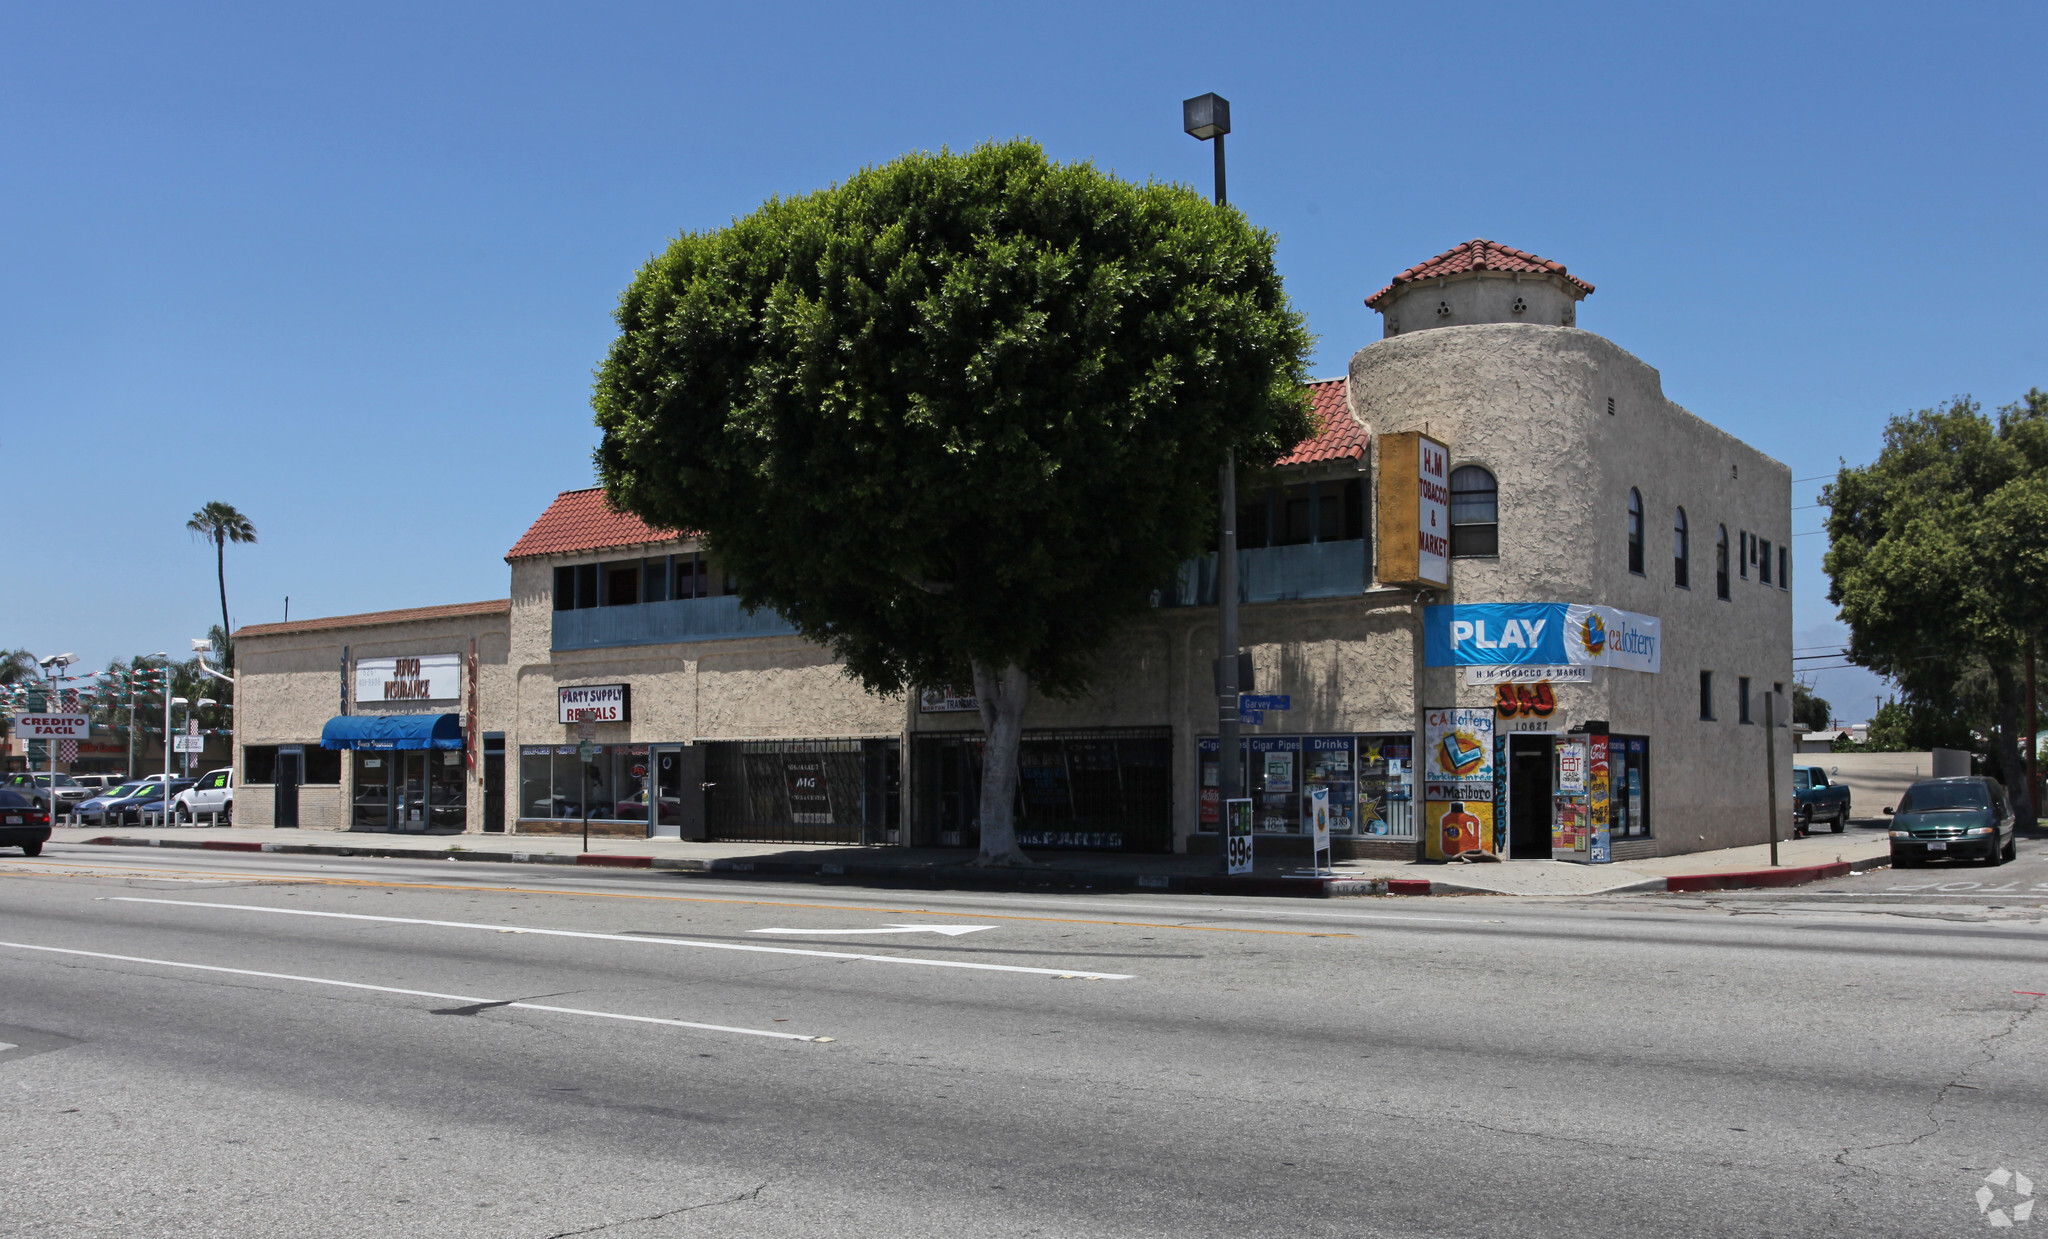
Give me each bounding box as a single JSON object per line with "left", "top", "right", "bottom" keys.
{"left": 1716, "top": 526, "right": 1730, "bottom": 599}
{"left": 1448, "top": 466, "right": 1498, "bottom": 558}
{"left": 1674, "top": 506, "right": 1690, "bottom": 588}
{"left": 1627, "top": 488, "right": 1645, "bottom": 575}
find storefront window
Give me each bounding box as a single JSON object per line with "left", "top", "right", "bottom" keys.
{"left": 1609, "top": 736, "right": 1651, "bottom": 838}
{"left": 915, "top": 729, "right": 1170, "bottom": 852}
{"left": 427, "top": 749, "right": 466, "bottom": 830}
{"left": 1200, "top": 734, "right": 1414, "bottom": 839}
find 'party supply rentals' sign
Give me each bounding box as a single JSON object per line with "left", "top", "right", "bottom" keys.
{"left": 1423, "top": 603, "right": 1661, "bottom": 673}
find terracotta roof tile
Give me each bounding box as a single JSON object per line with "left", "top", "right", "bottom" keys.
{"left": 235, "top": 598, "right": 510, "bottom": 640}
{"left": 1365, "top": 239, "right": 1593, "bottom": 310}
{"left": 505, "top": 487, "right": 684, "bottom": 561}
{"left": 1275, "top": 378, "right": 1367, "bottom": 466}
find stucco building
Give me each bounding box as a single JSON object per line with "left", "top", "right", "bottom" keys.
{"left": 233, "top": 239, "right": 1794, "bottom": 862}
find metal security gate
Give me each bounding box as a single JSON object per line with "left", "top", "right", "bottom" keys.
{"left": 703, "top": 739, "right": 898, "bottom": 845}
{"left": 911, "top": 727, "right": 1173, "bottom": 853}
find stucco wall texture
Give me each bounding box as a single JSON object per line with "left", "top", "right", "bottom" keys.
{"left": 1351, "top": 322, "right": 1794, "bottom": 855}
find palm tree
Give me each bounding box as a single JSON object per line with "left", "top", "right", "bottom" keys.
{"left": 187, "top": 502, "right": 257, "bottom": 669}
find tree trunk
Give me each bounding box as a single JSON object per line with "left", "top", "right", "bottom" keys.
{"left": 216, "top": 534, "right": 233, "bottom": 670}
{"left": 1993, "top": 662, "right": 2036, "bottom": 828}
{"left": 971, "top": 658, "right": 1035, "bottom": 867}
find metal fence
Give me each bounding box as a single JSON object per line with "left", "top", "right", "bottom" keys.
{"left": 912, "top": 727, "right": 1173, "bottom": 853}
{"left": 703, "top": 738, "right": 896, "bottom": 845}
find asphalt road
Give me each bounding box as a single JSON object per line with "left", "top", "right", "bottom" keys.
{"left": 2, "top": 844, "right": 2045, "bottom": 1238}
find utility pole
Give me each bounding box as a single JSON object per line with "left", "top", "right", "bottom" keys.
{"left": 1184, "top": 92, "right": 1240, "bottom": 874}
{"left": 1765, "top": 688, "right": 1780, "bottom": 866}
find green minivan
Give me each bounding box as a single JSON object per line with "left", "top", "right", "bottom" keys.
{"left": 1885, "top": 776, "right": 2017, "bottom": 867}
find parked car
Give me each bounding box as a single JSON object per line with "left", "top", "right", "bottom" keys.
{"left": 91, "top": 779, "right": 196, "bottom": 825}
{"left": 1886, "top": 776, "right": 2017, "bottom": 867}
{"left": 3, "top": 772, "right": 94, "bottom": 814}
{"left": 71, "top": 774, "right": 126, "bottom": 793}
{"left": 74, "top": 781, "right": 153, "bottom": 826}
{"left": 1793, "top": 765, "right": 1851, "bottom": 834}
{"left": 0, "top": 789, "right": 51, "bottom": 855}
{"left": 172, "top": 767, "right": 234, "bottom": 824}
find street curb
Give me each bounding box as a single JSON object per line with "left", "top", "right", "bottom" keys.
{"left": 1662, "top": 854, "right": 1890, "bottom": 892}
{"left": 67, "top": 836, "right": 1392, "bottom": 899}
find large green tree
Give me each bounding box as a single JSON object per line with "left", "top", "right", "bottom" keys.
{"left": 187, "top": 501, "right": 257, "bottom": 669}
{"left": 594, "top": 140, "right": 1313, "bottom": 864}
{"left": 1824, "top": 390, "right": 2048, "bottom": 823}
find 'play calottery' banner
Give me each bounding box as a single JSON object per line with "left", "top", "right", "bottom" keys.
{"left": 1423, "top": 603, "right": 1661, "bottom": 673}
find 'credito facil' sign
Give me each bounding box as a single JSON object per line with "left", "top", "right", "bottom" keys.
{"left": 1376, "top": 431, "right": 1450, "bottom": 588}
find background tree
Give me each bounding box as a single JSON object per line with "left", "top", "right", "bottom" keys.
{"left": 1791, "top": 682, "right": 1832, "bottom": 732}
{"left": 187, "top": 502, "right": 257, "bottom": 669}
{"left": 595, "top": 140, "right": 1313, "bottom": 865}
{"left": 1824, "top": 391, "right": 2048, "bottom": 823}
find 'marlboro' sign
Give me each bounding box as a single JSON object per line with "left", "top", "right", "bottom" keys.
{"left": 11, "top": 714, "right": 90, "bottom": 739}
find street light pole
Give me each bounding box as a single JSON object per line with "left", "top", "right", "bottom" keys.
{"left": 1184, "top": 92, "right": 1239, "bottom": 874}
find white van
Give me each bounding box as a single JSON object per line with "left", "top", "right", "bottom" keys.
{"left": 174, "top": 768, "right": 234, "bottom": 825}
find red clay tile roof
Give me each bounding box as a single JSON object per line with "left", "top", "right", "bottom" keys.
{"left": 235, "top": 598, "right": 510, "bottom": 640}
{"left": 1276, "top": 378, "right": 1367, "bottom": 466}
{"left": 1365, "top": 239, "right": 1594, "bottom": 310}
{"left": 505, "top": 487, "right": 684, "bottom": 561}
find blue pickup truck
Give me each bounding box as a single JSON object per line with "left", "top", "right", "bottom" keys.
{"left": 1793, "top": 765, "right": 1852, "bottom": 834}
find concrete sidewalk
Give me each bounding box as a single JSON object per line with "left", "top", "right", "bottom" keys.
{"left": 49, "top": 820, "right": 1892, "bottom": 897}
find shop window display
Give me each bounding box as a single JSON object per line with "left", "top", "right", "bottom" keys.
{"left": 517, "top": 745, "right": 650, "bottom": 821}
{"left": 1199, "top": 733, "right": 1414, "bottom": 839}
{"left": 1607, "top": 736, "right": 1651, "bottom": 838}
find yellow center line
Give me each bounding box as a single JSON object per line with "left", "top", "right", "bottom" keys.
{"left": 1, "top": 857, "right": 1356, "bottom": 938}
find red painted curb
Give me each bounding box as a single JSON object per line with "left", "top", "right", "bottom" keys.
{"left": 1664, "top": 861, "right": 1852, "bottom": 892}
{"left": 200, "top": 840, "right": 264, "bottom": 852}
{"left": 576, "top": 854, "right": 653, "bottom": 868}
{"left": 1386, "top": 878, "right": 1433, "bottom": 896}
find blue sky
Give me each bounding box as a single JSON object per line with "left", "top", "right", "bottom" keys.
{"left": 4, "top": 2, "right": 2041, "bottom": 721}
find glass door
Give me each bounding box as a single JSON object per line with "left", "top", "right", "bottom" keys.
{"left": 397, "top": 752, "right": 428, "bottom": 832}
{"left": 650, "top": 747, "right": 682, "bottom": 838}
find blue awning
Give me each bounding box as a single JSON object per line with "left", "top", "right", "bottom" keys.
{"left": 321, "top": 714, "right": 464, "bottom": 751}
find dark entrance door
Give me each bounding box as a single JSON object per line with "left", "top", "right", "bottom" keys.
{"left": 483, "top": 749, "right": 505, "bottom": 833}
{"left": 274, "top": 750, "right": 301, "bottom": 828}
{"left": 1507, "top": 735, "right": 1553, "bottom": 859}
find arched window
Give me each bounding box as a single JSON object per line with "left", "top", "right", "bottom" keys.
{"left": 1715, "top": 525, "right": 1730, "bottom": 599}
{"left": 1627, "top": 488, "right": 1644, "bottom": 575}
{"left": 1448, "top": 465, "right": 1498, "bottom": 557}
{"left": 1673, "top": 507, "right": 1690, "bottom": 588}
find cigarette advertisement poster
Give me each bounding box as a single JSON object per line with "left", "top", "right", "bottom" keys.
{"left": 1588, "top": 734, "right": 1613, "bottom": 864}
{"left": 1425, "top": 708, "right": 1497, "bottom": 859}
{"left": 1552, "top": 737, "right": 1591, "bottom": 858}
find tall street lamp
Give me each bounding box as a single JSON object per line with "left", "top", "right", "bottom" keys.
{"left": 37, "top": 654, "right": 76, "bottom": 815}
{"left": 1184, "top": 92, "right": 1241, "bottom": 874}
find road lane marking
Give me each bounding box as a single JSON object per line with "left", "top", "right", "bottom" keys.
{"left": 0, "top": 940, "right": 830, "bottom": 1041}
{"left": 749, "top": 925, "right": 995, "bottom": 937}
{"left": 17, "top": 851, "right": 1510, "bottom": 934}
{"left": 108, "top": 898, "right": 1135, "bottom": 980}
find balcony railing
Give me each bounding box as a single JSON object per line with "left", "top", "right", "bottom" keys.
{"left": 552, "top": 594, "right": 799, "bottom": 651}
{"left": 1160, "top": 538, "right": 1368, "bottom": 607}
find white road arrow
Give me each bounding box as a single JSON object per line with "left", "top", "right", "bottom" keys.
{"left": 748, "top": 924, "right": 995, "bottom": 938}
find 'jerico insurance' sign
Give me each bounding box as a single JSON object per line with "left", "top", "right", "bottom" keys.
{"left": 1375, "top": 431, "right": 1450, "bottom": 589}
{"left": 1423, "top": 603, "right": 1661, "bottom": 673}
{"left": 355, "top": 654, "right": 462, "bottom": 703}
{"left": 558, "top": 683, "right": 631, "bottom": 724}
